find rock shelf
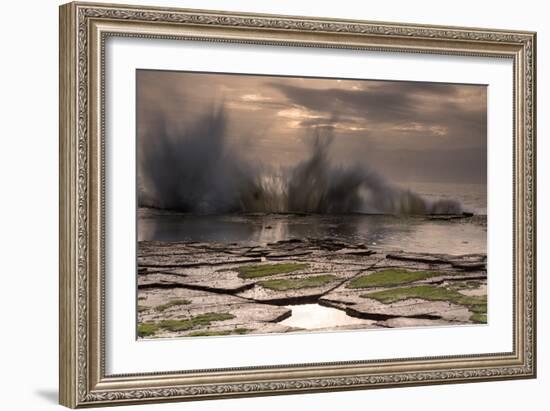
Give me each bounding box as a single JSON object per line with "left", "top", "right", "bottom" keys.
{"left": 137, "top": 237, "right": 487, "bottom": 338}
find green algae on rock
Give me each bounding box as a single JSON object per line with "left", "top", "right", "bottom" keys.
{"left": 159, "top": 312, "right": 235, "bottom": 332}
{"left": 155, "top": 299, "right": 191, "bottom": 312}
{"left": 470, "top": 313, "right": 487, "bottom": 323}
{"left": 258, "top": 274, "right": 337, "bottom": 291}
{"left": 137, "top": 323, "right": 159, "bottom": 337}
{"left": 237, "top": 263, "right": 310, "bottom": 279}
{"left": 347, "top": 269, "right": 445, "bottom": 289}
{"left": 362, "top": 284, "right": 487, "bottom": 314}
{"left": 138, "top": 312, "right": 236, "bottom": 337}
{"left": 187, "top": 328, "right": 252, "bottom": 337}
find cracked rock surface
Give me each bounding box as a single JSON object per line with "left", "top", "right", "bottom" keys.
{"left": 137, "top": 238, "right": 487, "bottom": 338}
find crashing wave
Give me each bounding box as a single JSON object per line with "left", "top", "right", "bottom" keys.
{"left": 138, "top": 104, "right": 462, "bottom": 215}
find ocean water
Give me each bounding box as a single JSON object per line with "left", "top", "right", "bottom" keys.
{"left": 139, "top": 212, "right": 486, "bottom": 255}
{"left": 395, "top": 182, "right": 487, "bottom": 215}
{"left": 138, "top": 181, "right": 487, "bottom": 255}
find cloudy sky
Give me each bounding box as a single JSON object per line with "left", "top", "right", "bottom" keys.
{"left": 137, "top": 70, "right": 487, "bottom": 186}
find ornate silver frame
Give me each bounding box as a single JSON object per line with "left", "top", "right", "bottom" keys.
{"left": 59, "top": 2, "right": 536, "bottom": 408}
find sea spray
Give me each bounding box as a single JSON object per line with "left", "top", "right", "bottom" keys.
{"left": 139, "top": 104, "right": 462, "bottom": 215}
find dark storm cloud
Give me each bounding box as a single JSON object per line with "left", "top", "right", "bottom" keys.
{"left": 267, "top": 81, "right": 462, "bottom": 117}
{"left": 137, "top": 70, "right": 487, "bottom": 185}
{"left": 268, "top": 81, "right": 485, "bottom": 141}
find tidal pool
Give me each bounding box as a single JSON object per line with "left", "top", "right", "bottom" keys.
{"left": 279, "top": 304, "right": 374, "bottom": 329}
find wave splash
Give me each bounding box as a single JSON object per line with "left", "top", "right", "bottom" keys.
{"left": 139, "top": 105, "right": 462, "bottom": 215}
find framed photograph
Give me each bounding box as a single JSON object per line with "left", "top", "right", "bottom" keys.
{"left": 59, "top": 2, "right": 536, "bottom": 408}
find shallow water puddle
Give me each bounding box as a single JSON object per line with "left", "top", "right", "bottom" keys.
{"left": 280, "top": 304, "right": 372, "bottom": 329}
